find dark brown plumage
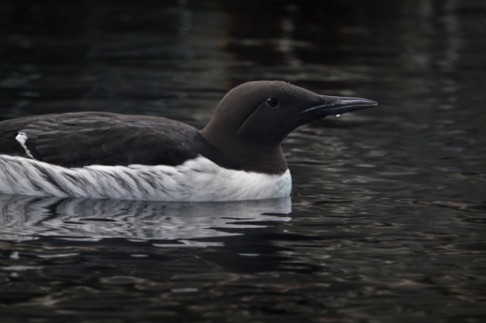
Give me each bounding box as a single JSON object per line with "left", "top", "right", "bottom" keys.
{"left": 0, "top": 81, "right": 377, "bottom": 175}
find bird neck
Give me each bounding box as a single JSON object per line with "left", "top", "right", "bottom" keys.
{"left": 199, "top": 129, "right": 288, "bottom": 175}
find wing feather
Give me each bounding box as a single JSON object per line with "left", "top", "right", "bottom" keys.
{"left": 1, "top": 112, "right": 201, "bottom": 167}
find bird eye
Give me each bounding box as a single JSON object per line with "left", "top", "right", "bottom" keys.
{"left": 266, "top": 97, "right": 279, "bottom": 108}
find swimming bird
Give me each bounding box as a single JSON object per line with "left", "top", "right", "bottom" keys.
{"left": 0, "top": 81, "right": 377, "bottom": 201}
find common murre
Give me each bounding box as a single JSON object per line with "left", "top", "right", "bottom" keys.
{"left": 0, "top": 81, "right": 377, "bottom": 201}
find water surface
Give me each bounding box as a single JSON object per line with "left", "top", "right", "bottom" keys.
{"left": 0, "top": 0, "right": 485, "bottom": 322}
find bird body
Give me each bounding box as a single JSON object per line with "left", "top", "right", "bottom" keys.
{"left": 0, "top": 81, "right": 376, "bottom": 201}
{"left": 0, "top": 154, "right": 291, "bottom": 201}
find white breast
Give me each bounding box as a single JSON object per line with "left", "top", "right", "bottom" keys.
{"left": 0, "top": 155, "right": 292, "bottom": 201}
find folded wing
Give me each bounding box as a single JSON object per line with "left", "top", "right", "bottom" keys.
{"left": 0, "top": 112, "right": 201, "bottom": 167}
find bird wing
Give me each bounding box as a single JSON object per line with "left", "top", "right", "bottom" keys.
{"left": 6, "top": 112, "right": 201, "bottom": 167}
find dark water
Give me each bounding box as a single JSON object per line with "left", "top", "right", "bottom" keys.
{"left": 1, "top": 0, "right": 485, "bottom": 322}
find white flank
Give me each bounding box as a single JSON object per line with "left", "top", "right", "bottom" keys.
{"left": 15, "top": 132, "right": 34, "bottom": 159}
{"left": 0, "top": 155, "right": 292, "bottom": 201}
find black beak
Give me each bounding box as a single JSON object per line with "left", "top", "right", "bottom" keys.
{"left": 301, "top": 95, "right": 378, "bottom": 117}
